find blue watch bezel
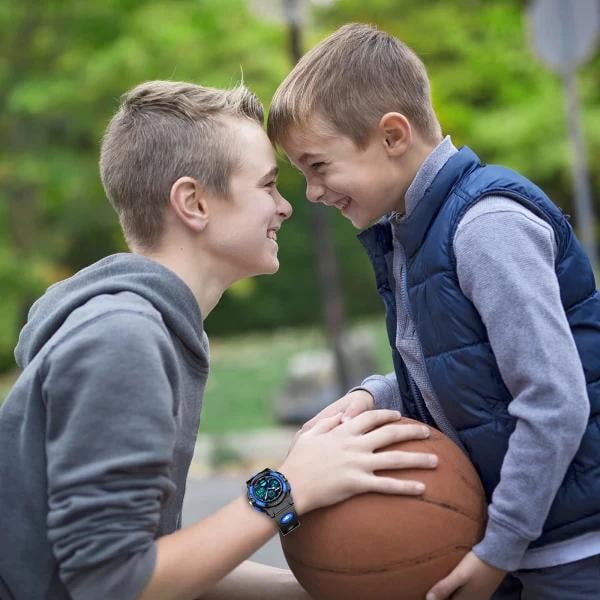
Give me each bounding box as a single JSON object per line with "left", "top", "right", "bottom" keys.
{"left": 246, "top": 469, "right": 290, "bottom": 510}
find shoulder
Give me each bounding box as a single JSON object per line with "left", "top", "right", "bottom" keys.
{"left": 45, "top": 292, "right": 174, "bottom": 366}
{"left": 63, "top": 291, "right": 167, "bottom": 336}
{"left": 457, "top": 195, "right": 555, "bottom": 238}
{"left": 454, "top": 194, "right": 557, "bottom": 256}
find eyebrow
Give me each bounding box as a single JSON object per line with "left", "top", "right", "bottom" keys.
{"left": 298, "top": 152, "right": 321, "bottom": 165}
{"left": 258, "top": 166, "right": 279, "bottom": 184}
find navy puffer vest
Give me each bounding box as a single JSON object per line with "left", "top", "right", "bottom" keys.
{"left": 358, "top": 147, "right": 600, "bottom": 548}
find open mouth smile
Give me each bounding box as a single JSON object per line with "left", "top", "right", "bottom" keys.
{"left": 334, "top": 198, "right": 350, "bottom": 211}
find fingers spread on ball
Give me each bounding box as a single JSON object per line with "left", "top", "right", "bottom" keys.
{"left": 342, "top": 409, "right": 402, "bottom": 435}
{"left": 307, "top": 412, "right": 344, "bottom": 434}
{"left": 362, "top": 421, "right": 430, "bottom": 451}
{"left": 368, "top": 474, "right": 426, "bottom": 495}
{"left": 371, "top": 449, "right": 438, "bottom": 471}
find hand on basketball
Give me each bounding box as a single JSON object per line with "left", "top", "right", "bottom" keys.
{"left": 425, "top": 551, "right": 506, "bottom": 600}
{"left": 279, "top": 409, "right": 437, "bottom": 516}
{"left": 287, "top": 389, "right": 375, "bottom": 456}
{"left": 305, "top": 389, "right": 375, "bottom": 429}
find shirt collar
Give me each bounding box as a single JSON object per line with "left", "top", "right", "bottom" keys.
{"left": 391, "top": 135, "right": 458, "bottom": 224}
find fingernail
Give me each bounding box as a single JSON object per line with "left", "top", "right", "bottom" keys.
{"left": 416, "top": 483, "right": 425, "bottom": 493}
{"left": 429, "top": 455, "right": 438, "bottom": 466}
{"left": 426, "top": 594, "right": 436, "bottom": 600}
{"left": 421, "top": 427, "right": 430, "bottom": 436}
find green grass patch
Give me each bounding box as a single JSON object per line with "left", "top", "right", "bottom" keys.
{"left": 0, "top": 318, "right": 393, "bottom": 434}
{"left": 200, "top": 317, "right": 392, "bottom": 434}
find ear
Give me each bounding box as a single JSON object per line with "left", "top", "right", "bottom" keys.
{"left": 169, "top": 176, "right": 210, "bottom": 232}
{"left": 378, "top": 112, "right": 412, "bottom": 157}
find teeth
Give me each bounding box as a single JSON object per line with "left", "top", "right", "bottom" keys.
{"left": 267, "top": 230, "right": 278, "bottom": 241}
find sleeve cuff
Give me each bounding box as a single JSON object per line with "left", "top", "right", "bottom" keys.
{"left": 68, "top": 543, "right": 157, "bottom": 600}
{"left": 472, "top": 516, "right": 531, "bottom": 572}
{"left": 350, "top": 374, "right": 402, "bottom": 413}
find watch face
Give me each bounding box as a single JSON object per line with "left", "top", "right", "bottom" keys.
{"left": 252, "top": 474, "right": 283, "bottom": 504}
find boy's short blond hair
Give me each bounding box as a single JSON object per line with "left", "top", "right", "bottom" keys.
{"left": 267, "top": 23, "right": 441, "bottom": 148}
{"left": 100, "top": 80, "right": 263, "bottom": 250}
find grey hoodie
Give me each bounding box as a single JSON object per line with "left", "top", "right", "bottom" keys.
{"left": 0, "top": 253, "right": 209, "bottom": 600}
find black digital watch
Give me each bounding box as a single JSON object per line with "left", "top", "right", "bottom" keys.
{"left": 246, "top": 468, "right": 300, "bottom": 535}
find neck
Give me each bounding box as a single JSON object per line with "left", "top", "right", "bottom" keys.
{"left": 139, "top": 245, "right": 228, "bottom": 319}
{"left": 396, "top": 136, "right": 441, "bottom": 213}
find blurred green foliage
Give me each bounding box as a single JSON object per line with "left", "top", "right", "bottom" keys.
{"left": 1, "top": 0, "right": 599, "bottom": 371}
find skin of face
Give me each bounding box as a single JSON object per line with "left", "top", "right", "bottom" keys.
{"left": 281, "top": 114, "right": 432, "bottom": 229}
{"left": 203, "top": 118, "right": 293, "bottom": 280}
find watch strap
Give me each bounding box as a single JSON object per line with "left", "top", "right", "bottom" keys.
{"left": 267, "top": 494, "right": 300, "bottom": 536}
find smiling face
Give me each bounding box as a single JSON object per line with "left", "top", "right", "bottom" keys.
{"left": 281, "top": 117, "right": 414, "bottom": 229}
{"left": 203, "top": 118, "right": 293, "bottom": 280}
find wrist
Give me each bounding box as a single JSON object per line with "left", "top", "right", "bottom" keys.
{"left": 348, "top": 387, "right": 375, "bottom": 411}
{"left": 276, "top": 464, "right": 311, "bottom": 516}
{"left": 246, "top": 468, "right": 301, "bottom": 534}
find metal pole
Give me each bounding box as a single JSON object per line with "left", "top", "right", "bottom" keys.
{"left": 284, "top": 0, "right": 352, "bottom": 393}
{"left": 561, "top": 67, "right": 598, "bottom": 271}
{"left": 558, "top": 0, "right": 598, "bottom": 271}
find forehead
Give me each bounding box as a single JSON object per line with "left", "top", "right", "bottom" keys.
{"left": 229, "top": 117, "right": 276, "bottom": 173}
{"left": 281, "top": 119, "right": 355, "bottom": 163}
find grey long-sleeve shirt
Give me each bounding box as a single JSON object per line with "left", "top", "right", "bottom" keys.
{"left": 357, "top": 138, "right": 595, "bottom": 571}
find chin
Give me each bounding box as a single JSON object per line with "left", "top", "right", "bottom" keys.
{"left": 269, "top": 258, "right": 280, "bottom": 274}
{"left": 348, "top": 215, "right": 369, "bottom": 229}
{"left": 255, "top": 258, "right": 280, "bottom": 276}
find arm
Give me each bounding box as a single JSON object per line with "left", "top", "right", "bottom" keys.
{"left": 141, "top": 410, "right": 435, "bottom": 600}
{"left": 454, "top": 200, "right": 590, "bottom": 570}
{"left": 199, "top": 561, "right": 310, "bottom": 599}
{"left": 297, "top": 371, "right": 402, "bottom": 437}
{"left": 427, "top": 198, "right": 590, "bottom": 600}
{"left": 43, "top": 311, "right": 179, "bottom": 600}
{"left": 45, "top": 314, "right": 437, "bottom": 600}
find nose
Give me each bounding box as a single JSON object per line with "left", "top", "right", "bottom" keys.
{"left": 276, "top": 191, "right": 293, "bottom": 220}
{"left": 306, "top": 180, "right": 325, "bottom": 204}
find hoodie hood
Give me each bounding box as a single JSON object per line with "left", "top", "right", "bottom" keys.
{"left": 15, "top": 253, "right": 206, "bottom": 368}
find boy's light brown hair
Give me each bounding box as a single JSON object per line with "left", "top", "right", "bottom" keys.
{"left": 100, "top": 80, "right": 263, "bottom": 250}
{"left": 267, "top": 23, "right": 441, "bottom": 148}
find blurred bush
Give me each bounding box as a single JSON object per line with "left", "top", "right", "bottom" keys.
{"left": 1, "top": 0, "right": 599, "bottom": 371}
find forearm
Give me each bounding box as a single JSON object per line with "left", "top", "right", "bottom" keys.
{"left": 198, "top": 560, "right": 309, "bottom": 600}
{"left": 473, "top": 398, "right": 586, "bottom": 570}
{"left": 139, "top": 496, "right": 280, "bottom": 600}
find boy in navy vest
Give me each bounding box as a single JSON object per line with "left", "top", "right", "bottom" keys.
{"left": 268, "top": 23, "right": 600, "bottom": 600}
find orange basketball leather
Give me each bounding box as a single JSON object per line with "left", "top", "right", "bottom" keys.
{"left": 281, "top": 417, "right": 487, "bottom": 600}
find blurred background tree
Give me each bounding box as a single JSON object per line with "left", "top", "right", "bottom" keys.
{"left": 1, "top": 0, "right": 599, "bottom": 372}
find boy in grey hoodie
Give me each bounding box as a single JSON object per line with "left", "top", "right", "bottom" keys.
{"left": 0, "top": 80, "right": 439, "bottom": 600}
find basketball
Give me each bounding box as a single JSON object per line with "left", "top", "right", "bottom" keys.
{"left": 280, "top": 417, "right": 487, "bottom": 600}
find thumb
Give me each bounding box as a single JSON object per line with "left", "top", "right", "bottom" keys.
{"left": 426, "top": 572, "right": 463, "bottom": 600}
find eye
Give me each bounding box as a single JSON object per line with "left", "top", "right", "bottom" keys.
{"left": 264, "top": 180, "right": 277, "bottom": 188}
{"left": 310, "top": 161, "right": 327, "bottom": 171}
